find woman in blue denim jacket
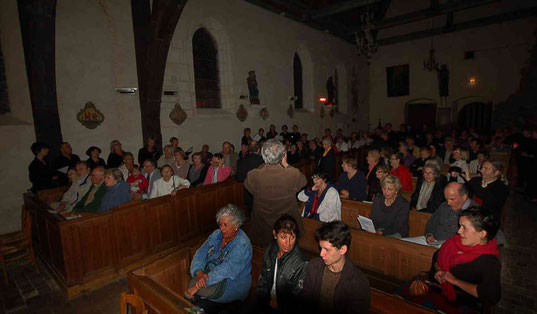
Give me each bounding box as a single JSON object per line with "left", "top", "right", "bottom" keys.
{"left": 185, "top": 204, "right": 252, "bottom": 312}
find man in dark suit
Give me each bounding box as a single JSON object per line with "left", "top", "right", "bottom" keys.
{"left": 236, "top": 141, "right": 264, "bottom": 212}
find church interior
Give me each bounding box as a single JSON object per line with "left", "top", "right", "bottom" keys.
{"left": 1, "top": 0, "right": 536, "bottom": 313}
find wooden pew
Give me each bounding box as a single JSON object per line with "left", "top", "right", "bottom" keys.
{"left": 24, "top": 180, "right": 246, "bottom": 298}
{"left": 299, "top": 218, "right": 437, "bottom": 282}
{"left": 129, "top": 242, "right": 434, "bottom": 313}
{"left": 340, "top": 199, "right": 432, "bottom": 237}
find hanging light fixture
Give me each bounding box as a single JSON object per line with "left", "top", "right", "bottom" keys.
{"left": 423, "top": 18, "right": 439, "bottom": 71}
{"left": 355, "top": 11, "right": 377, "bottom": 64}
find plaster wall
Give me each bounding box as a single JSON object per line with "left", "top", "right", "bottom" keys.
{"left": 369, "top": 6, "right": 537, "bottom": 128}
{"left": 0, "top": 0, "right": 35, "bottom": 233}
{"left": 0, "top": 0, "right": 367, "bottom": 233}
{"left": 159, "top": 0, "right": 367, "bottom": 152}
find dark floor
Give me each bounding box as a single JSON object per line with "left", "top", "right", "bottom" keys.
{"left": 1, "top": 191, "right": 536, "bottom": 314}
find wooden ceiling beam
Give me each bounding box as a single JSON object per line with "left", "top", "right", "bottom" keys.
{"left": 373, "top": 0, "right": 502, "bottom": 30}
{"left": 311, "top": 0, "right": 382, "bottom": 19}
{"left": 376, "top": 6, "right": 537, "bottom": 46}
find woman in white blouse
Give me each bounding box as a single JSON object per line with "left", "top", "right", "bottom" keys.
{"left": 298, "top": 172, "right": 341, "bottom": 222}
{"left": 150, "top": 165, "right": 190, "bottom": 199}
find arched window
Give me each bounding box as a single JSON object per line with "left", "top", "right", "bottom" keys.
{"left": 293, "top": 53, "right": 303, "bottom": 109}
{"left": 0, "top": 41, "right": 9, "bottom": 114}
{"left": 334, "top": 69, "right": 339, "bottom": 108}
{"left": 192, "top": 28, "right": 220, "bottom": 108}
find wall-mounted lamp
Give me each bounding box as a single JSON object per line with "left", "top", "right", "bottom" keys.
{"left": 116, "top": 87, "right": 137, "bottom": 94}
{"left": 163, "top": 90, "right": 177, "bottom": 96}
{"left": 468, "top": 77, "right": 477, "bottom": 86}
{"left": 319, "top": 96, "right": 327, "bottom": 103}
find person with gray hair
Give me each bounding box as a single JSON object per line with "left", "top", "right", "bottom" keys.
{"left": 245, "top": 139, "right": 307, "bottom": 247}
{"left": 261, "top": 139, "right": 286, "bottom": 164}
{"left": 185, "top": 204, "right": 252, "bottom": 312}
{"left": 99, "top": 168, "right": 132, "bottom": 213}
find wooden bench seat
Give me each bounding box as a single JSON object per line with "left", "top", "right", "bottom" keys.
{"left": 340, "top": 199, "right": 432, "bottom": 237}
{"left": 128, "top": 243, "right": 434, "bottom": 313}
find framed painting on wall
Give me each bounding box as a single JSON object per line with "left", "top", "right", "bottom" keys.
{"left": 386, "top": 64, "right": 409, "bottom": 97}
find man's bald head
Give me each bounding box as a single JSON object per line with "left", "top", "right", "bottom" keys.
{"left": 444, "top": 182, "right": 468, "bottom": 211}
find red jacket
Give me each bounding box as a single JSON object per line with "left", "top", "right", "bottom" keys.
{"left": 203, "top": 165, "right": 232, "bottom": 185}
{"left": 390, "top": 165, "right": 412, "bottom": 191}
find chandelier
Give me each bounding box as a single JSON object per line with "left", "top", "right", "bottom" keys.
{"left": 355, "top": 11, "right": 377, "bottom": 64}
{"left": 423, "top": 18, "right": 439, "bottom": 71}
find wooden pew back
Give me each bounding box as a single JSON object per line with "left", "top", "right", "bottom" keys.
{"left": 25, "top": 180, "right": 246, "bottom": 298}
{"left": 340, "top": 199, "right": 432, "bottom": 237}
{"left": 299, "top": 218, "right": 437, "bottom": 282}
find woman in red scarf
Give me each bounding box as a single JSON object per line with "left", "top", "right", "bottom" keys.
{"left": 432, "top": 208, "right": 501, "bottom": 309}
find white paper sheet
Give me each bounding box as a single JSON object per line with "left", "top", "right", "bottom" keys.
{"left": 357, "top": 215, "right": 376, "bottom": 233}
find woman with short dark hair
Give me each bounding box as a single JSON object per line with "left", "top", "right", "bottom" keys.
{"left": 256, "top": 215, "right": 308, "bottom": 313}
{"left": 298, "top": 172, "right": 341, "bottom": 222}
{"left": 138, "top": 136, "right": 162, "bottom": 165}
{"left": 28, "top": 142, "right": 59, "bottom": 192}
{"left": 86, "top": 146, "right": 107, "bottom": 170}
{"left": 427, "top": 208, "right": 501, "bottom": 311}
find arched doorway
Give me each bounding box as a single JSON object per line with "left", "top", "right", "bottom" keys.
{"left": 457, "top": 102, "right": 492, "bottom": 132}
{"left": 405, "top": 98, "right": 437, "bottom": 130}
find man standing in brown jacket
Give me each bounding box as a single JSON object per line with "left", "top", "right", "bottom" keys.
{"left": 244, "top": 139, "right": 307, "bottom": 247}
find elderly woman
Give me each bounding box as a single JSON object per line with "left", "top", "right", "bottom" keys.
{"left": 98, "top": 168, "right": 131, "bottom": 213}
{"left": 118, "top": 152, "right": 135, "bottom": 181}
{"left": 85, "top": 146, "right": 107, "bottom": 170}
{"left": 138, "top": 136, "right": 162, "bottom": 165}
{"left": 28, "top": 142, "right": 61, "bottom": 192}
{"left": 170, "top": 147, "right": 190, "bottom": 179}
{"left": 428, "top": 208, "right": 500, "bottom": 310}
{"left": 298, "top": 172, "right": 341, "bottom": 222}
{"left": 185, "top": 205, "right": 252, "bottom": 312}
{"left": 256, "top": 215, "right": 308, "bottom": 313}
{"left": 336, "top": 157, "right": 367, "bottom": 201}
{"left": 157, "top": 144, "right": 175, "bottom": 167}
{"left": 107, "top": 140, "right": 124, "bottom": 168}
{"left": 187, "top": 152, "right": 208, "bottom": 187}
{"left": 410, "top": 164, "right": 446, "bottom": 213}
{"left": 367, "top": 164, "right": 389, "bottom": 201}
{"left": 389, "top": 153, "right": 413, "bottom": 191}
{"left": 370, "top": 175, "right": 410, "bottom": 238}
{"left": 149, "top": 165, "right": 190, "bottom": 199}
{"left": 317, "top": 138, "right": 337, "bottom": 182}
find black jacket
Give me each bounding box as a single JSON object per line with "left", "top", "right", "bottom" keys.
{"left": 410, "top": 177, "right": 446, "bottom": 213}
{"left": 317, "top": 149, "right": 337, "bottom": 182}
{"left": 256, "top": 242, "right": 308, "bottom": 313}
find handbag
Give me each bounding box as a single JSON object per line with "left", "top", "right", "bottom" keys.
{"left": 408, "top": 272, "right": 440, "bottom": 296}
{"left": 188, "top": 277, "right": 227, "bottom": 299}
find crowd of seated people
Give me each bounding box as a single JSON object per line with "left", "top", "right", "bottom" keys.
{"left": 28, "top": 121, "right": 523, "bottom": 313}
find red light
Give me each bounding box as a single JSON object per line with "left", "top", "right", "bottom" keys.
{"left": 319, "top": 97, "right": 327, "bottom": 103}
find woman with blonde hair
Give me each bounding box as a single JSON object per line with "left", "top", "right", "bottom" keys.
{"left": 370, "top": 175, "right": 410, "bottom": 238}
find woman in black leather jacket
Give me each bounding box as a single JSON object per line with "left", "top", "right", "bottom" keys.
{"left": 255, "top": 214, "right": 308, "bottom": 313}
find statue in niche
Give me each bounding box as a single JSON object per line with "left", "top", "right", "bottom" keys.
{"left": 247, "top": 71, "right": 260, "bottom": 105}
{"left": 436, "top": 64, "right": 449, "bottom": 105}
{"left": 326, "top": 76, "right": 335, "bottom": 105}
{"left": 351, "top": 68, "right": 359, "bottom": 114}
